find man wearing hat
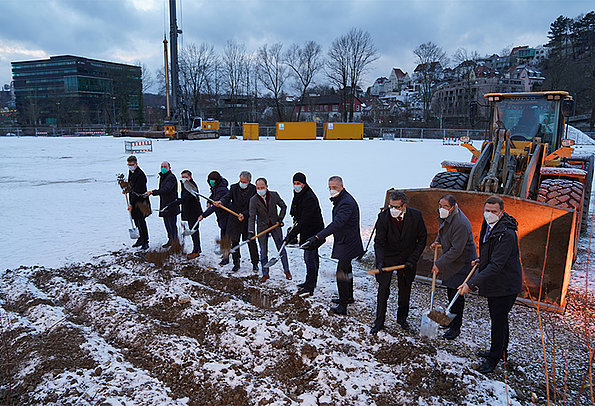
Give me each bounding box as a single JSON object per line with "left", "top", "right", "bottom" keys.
{"left": 284, "top": 172, "right": 324, "bottom": 297}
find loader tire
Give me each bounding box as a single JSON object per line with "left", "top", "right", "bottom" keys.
{"left": 430, "top": 172, "right": 469, "bottom": 190}
{"left": 536, "top": 178, "right": 584, "bottom": 211}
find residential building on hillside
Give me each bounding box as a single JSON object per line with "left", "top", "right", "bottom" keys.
{"left": 294, "top": 94, "right": 363, "bottom": 122}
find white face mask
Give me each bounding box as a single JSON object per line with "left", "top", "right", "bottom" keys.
{"left": 330, "top": 189, "right": 340, "bottom": 198}
{"left": 293, "top": 184, "right": 303, "bottom": 193}
{"left": 257, "top": 189, "right": 267, "bottom": 197}
{"left": 438, "top": 207, "right": 450, "bottom": 219}
{"left": 390, "top": 208, "right": 402, "bottom": 218}
{"left": 128, "top": 164, "right": 136, "bottom": 172}
{"left": 181, "top": 177, "right": 189, "bottom": 183}
{"left": 484, "top": 211, "right": 501, "bottom": 226}
{"left": 239, "top": 182, "right": 248, "bottom": 189}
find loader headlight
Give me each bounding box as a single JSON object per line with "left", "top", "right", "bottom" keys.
{"left": 562, "top": 139, "right": 575, "bottom": 147}
{"left": 460, "top": 136, "right": 470, "bottom": 143}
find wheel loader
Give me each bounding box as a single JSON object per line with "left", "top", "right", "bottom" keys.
{"left": 391, "top": 91, "right": 593, "bottom": 310}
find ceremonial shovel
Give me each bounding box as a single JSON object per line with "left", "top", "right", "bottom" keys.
{"left": 420, "top": 245, "right": 440, "bottom": 338}
{"left": 183, "top": 181, "right": 242, "bottom": 219}
{"left": 264, "top": 221, "right": 295, "bottom": 267}
{"left": 124, "top": 194, "right": 140, "bottom": 240}
{"left": 230, "top": 222, "right": 280, "bottom": 254}
{"left": 428, "top": 263, "right": 479, "bottom": 326}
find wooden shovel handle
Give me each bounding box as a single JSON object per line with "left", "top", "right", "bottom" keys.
{"left": 458, "top": 263, "right": 479, "bottom": 292}
{"left": 252, "top": 222, "right": 280, "bottom": 240}
{"left": 198, "top": 193, "right": 242, "bottom": 219}
{"left": 367, "top": 264, "right": 405, "bottom": 275}
{"left": 431, "top": 244, "right": 440, "bottom": 292}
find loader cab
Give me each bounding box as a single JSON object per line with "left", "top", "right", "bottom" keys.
{"left": 486, "top": 92, "right": 572, "bottom": 154}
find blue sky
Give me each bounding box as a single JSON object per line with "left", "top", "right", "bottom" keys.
{"left": 1, "top": 0, "right": 592, "bottom": 92}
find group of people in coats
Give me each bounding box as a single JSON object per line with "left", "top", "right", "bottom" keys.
{"left": 125, "top": 156, "right": 522, "bottom": 374}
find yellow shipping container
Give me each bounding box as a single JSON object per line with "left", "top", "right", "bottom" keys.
{"left": 202, "top": 120, "right": 220, "bottom": 130}
{"left": 275, "top": 122, "right": 316, "bottom": 140}
{"left": 323, "top": 122, "right": 364, "bottom": 140}
{"left": 243, "top": 123, "right": 259, "bottom": 140}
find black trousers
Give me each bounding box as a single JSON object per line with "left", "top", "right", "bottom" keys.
{"left": 187, "top": 218, "right": 201, "bottom": 253}
{"left": 373, "top": 269, "right": 414, "bottom": 327}
{"left": 487, "top": 294, "right": 517, "bottom": 364}
{"left": 229, "top": 223, "right": 259, "bottom": 265}
{"left": 303, "top": 248, "right": 319, "bottom": 292}
{"left": 133, "top": 216, "right": 149, "bottom": 243}
{"left": 163, "top": 215, "right": 178, "bottom": 241}
{"left": 336, "top": 259, "right": 354, "bottom": 305}
{"left": 447, "top": 287, "right": 465, "bottom": 329}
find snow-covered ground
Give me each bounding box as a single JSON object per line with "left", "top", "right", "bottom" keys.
{"left": 1, "top": 132, "right": 594, "bottom": 405}
{"left": 1, "top": 133, "right": 594, "bottom": 291}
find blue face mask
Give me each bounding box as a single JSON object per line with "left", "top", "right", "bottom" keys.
{"left": 128, "top": 165, "right": 136, "bottom": 172}
{"left": 160, "top": 167, "right": 168, "bottom": 174}
{"left": 209, "top": 179, "right": 216, "bottom": 187}
{"left": 293, "top": 184, "right": 303, "bottom": 193}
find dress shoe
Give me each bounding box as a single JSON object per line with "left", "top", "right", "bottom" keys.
{"left": 369, "top": 325, "right": 384, "bottom": 334}
{"left": 252, "top": 263, "right": 260, "bottom": 272}
{"left": 187, "top": 252, "right": 200, "bottom": 260}
{"left": 162, "top": 241, "right": 172, "bottom": 248}
{"left": 284, "top": 270, "right": 292, "bottom": 280}
{"left": 231, "top": 263, "right": 240, "bottom": 272}
{"left": 219, "top": 258, "right": 230, "bottom": 266}
{"left": 398, "top": 320, "right": 411, "bottom": 331}
{"left": 330, "top": 304, "right": 347, "bottom": 315}
{"left": 476, "top": 360, "right": 497, "bottom": 374}
{"left": 443, "top": 327, "right": 460, "bottom": 340}
{"left": 478, "top": 350, "right": 507, "bottom": 360}
{"left": 140, "top": 242, "right": 149, "bottom": 250}
{"left": 297, "top": 288, "right": 313, "bottom": 298}
{"left": 132, "top": 239, "right": 143, "bottom": 247}
{"left": 331, "top": 298, "right": 354, "bottom": 304}
{"left": 259, "top": 274, "right": 270, "bottom": 283}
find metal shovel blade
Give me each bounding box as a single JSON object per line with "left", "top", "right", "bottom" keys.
{"left": 264, "top": 256, "right": 279, "bottom": 268}
{"left": 129, "top": 227, "right": 140, "bottom": 240}
{"left": 420, "top": 312, "right": 439, "bottom": 338}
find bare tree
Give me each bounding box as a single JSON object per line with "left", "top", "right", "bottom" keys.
{"left": 346, "top": 28, "right": 378, "bottom": 122}
{"left": 413, "top": 41, "right": 448, "bottom": 122}
{"left": 327, "top": 35, "right": 351, "bottom": 122}
{"left": 257, "top": 42, "right": 288, "bottom": 122}
{"left": 285, "top": 41, "right": 323, "bottom": 120}
{"left": 327, "top": 28, "right": 378, "bottom": 122}
{"left": 222, "top": 40, "right": 247, "bottom": 122}
{"left": 135, "top": 62, "right": 155, "bottom": 94}
{"left": 179, "top": 42, "right": 218, "bottom": 117}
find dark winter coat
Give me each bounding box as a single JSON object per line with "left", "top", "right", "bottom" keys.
{"left": 317, "top": 189, "right": 364, "bottom": 261}
{"left": 435, "top": 206, "right": 478, "bottom": 288}
{"left": 152, "top": 170, "right": 180, "bottom": 218}
{"left": 286, "top": 184, "right": 324, "bottom": 244}
{"left": 468, "top": 213, "right": 523, "bottom": 297}
{"left": 248, "top": 190, "right": 287, "bottom": 234}
{"left": 374, "top": 207, "right": 427, "bottom": 278}
{"left": 221, "top": 182, "right": 257, "bottom": 235}
{"left": 175, "top": 179, "right": 203, "bottom": 222}
{"left": 128, "top": 167, "right": 151, "bottom": 220}
{"left": 202, "top": 177, "right": 230, "bottom": 230}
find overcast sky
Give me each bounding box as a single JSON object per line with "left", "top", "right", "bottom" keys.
{"left": 1, "top": 0, "right": 592, "bottom": 93}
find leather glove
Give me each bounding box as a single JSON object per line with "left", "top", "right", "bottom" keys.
{"left": 404, "top": 262, "right": 414, "bottom": 271}
{"left": 301, "top": 236, "right": 324, "bottom": 250}
{"left": 248, "top": 231, "right": 255, "bottom": 239}
{"left": 277, "top": 220, "right": 284, "bottom": 227}
{"left": 375, "top": 261, "right": 385, "bottom": 272}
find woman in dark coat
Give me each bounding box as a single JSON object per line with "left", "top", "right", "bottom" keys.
{"left": 199, "top": 171, "right": 230, "bottom": 265}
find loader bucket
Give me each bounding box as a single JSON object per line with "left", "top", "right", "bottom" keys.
{"left": 387, "top": 188, "right": 577, "bottom": 311}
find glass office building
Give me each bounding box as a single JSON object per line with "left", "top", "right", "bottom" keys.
{"left": 12, "top": 55, "right": 141, "bottom": 125}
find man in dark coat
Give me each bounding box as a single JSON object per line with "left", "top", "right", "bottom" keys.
{"left": 147, "top": 161, "right": 180, "bottom": 248}
{"left": 199, "top": 171, "right": 230, "bottom": 265}
{"left": 303, "top": 176, "right": 364, "bottom": 315}
{"left": 177, "top": 170, "right": 203, "bottom": 259}
{"left": 459, "top": 195, "right": 522, "bottom": 374}
{"left": 126, "top": 155, "right": 151, "bottom": 250}
{"left": 284, "top": 172, "right": 324, "bottom": 297}
{"left": 249, "top": 177, "right": 290, "bottom": 282}
{"left": 431, "top": 194, "right": 477, "bottom": 340}
{"left": 371, "top": 190, "right": 427, "bottom": 333}
{"left": 216, "top": 171, "right": 259, "bottom": 272}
